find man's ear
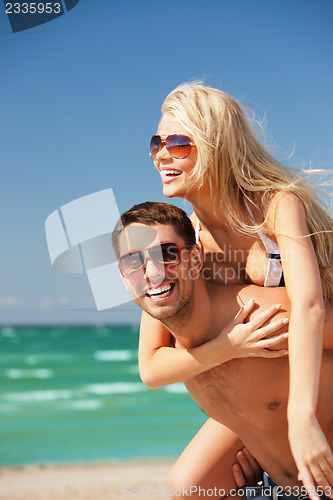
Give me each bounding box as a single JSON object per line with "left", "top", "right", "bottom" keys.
{"left": 191, "top": 244, "right": 203, "bottom": 272}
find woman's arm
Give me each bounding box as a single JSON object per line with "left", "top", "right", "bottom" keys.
{"left": 324, "top": 300, "right": 333, "bottom": 347}
{"left": 273, "top": 192, "right": 333, "bottom": 500}
{"left": 138, "top": 301, "right": 289, "bottom": 389}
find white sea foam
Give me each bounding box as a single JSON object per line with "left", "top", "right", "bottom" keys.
{"left": 25, "top": 355, "right": 39, "bottom": 365}
{"left": 164, "top": 383, "right": 187, "bottom": 394}
{"left": 86, "top": 382, "right": 147, "bottom": 395}
{"left": 0, "top": 327, "right": 17, "bottom": 337}
{"left": 6, "top": 369, "right": 54, "bottom": 379}
{"left": 5, "top": 389, "right": 74, "bottom": 402}
{"left": 94, "top": 350, "right": 133, "bottom": 361}
{"left": 57, "top": 399, "right": 102, "bottom": 411}
{"left": 21, "top": 353, "right": 74, "bottom": 364}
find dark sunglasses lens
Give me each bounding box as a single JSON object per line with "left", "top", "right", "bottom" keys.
{"left": 150, "top": 243, "right": 181, "bottom": 265}
{"left": 166, "top": 135, "right": 192, "bottom": 159}
{"left": 120, "top": 252, "right": 144, "bottom": 278}
{"left": 149, "top": 136, "right": 162, "bottom": 159}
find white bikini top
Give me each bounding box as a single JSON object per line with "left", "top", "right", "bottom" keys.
{"left": 195, "top": 219, "right": 284, "bottom": 287}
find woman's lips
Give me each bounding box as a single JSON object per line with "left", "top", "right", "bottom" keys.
{"left": 160, "top": 169, "right": 182, "bottom": 183}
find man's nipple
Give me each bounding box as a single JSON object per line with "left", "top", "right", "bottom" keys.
{"left": 268, "top": 401, "right": 281, "bottom": 411}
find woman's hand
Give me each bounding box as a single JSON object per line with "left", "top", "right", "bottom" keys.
{"left": 213, "top": 299, "right": 289, "bottom": 361}
{"left": 288, "top": 415, "right": 333, "bottom": 500}
{"left": 139, "top": 298, "right": 288, "bottom": 388}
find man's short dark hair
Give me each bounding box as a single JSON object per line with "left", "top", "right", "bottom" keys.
{"left": 112, "top": 201, "right": 196, "bottom": 257}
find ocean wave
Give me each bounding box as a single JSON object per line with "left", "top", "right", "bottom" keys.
{"left": 4, "top": 389, "right": 74, "bottom": 402}
{"left": 2, "top": 381, "right": 149, "bottom": 404}
{"left": 94, "top": 350, "right": 133, "bottom": 361}
{"left": 0, "top": 327, "right": 17, "bottom": 337}
{"left": 25, "top": 355, "right": 39, "bottom": 365}
{"left": 57, "top": 399, "right": 102, "bottom": 411}
{"left": 25, "top": 353, "right": 74, "bottom": 364}
{"left": 6, "top": 368, "right": 54, "bottom": 379}
{"left": 86, "top": 382, "right": 147, "bottom": 395}
{"left": 0, "top": 353, "right": 74, "bottom": 365}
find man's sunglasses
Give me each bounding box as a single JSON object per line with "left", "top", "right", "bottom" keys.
{"left": 149, "top": 134, "right": 195, "bottom": 160}
{"left": 118, "top": 242, "right": 191, "bottom": 280}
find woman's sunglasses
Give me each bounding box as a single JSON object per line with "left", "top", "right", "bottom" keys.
{"left": 118, "top": 242, "right": 191, "bottom": 280}
{"left": 149, "top": 134, "right": 195, "bottom": 160}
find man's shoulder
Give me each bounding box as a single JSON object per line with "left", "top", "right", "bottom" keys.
{"left": 238, "top": 285, "right": 290, "bottom": 312}
{"left": 213, "top": 283, "right": 290, "bottom": 310}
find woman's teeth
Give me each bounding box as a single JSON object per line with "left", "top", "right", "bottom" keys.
{"left": 163, "top": 170, "right": 182, "bottom": 177}
{"left": 147, "top": 284, "right": 173, "bottom": 298}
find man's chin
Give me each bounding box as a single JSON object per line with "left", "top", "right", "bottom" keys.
{"left": 134, "top": 296, "right": 176, "bottom": 321}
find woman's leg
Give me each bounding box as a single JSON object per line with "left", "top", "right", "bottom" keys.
{"left": 168, "top": 418, "right": 247, "bottom": 499}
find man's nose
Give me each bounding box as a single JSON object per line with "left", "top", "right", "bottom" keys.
{"left": 143, "top": 258, "right": 165, "bottom": 284}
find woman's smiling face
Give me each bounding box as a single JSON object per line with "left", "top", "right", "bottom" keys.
{"left": 153, "top": 113, "right": 199, "bottom": 200}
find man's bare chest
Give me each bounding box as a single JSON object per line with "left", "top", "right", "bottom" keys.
{"left": 184, "top": 357, "right": 289, "bottom": 430}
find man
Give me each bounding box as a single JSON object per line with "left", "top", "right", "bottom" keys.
{"left": 112, "top": 201, "right": 333, "bottom": 499}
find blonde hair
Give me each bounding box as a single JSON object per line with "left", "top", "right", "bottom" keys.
{"left": 162, "top": 82, "right": 333, "bottom": 300}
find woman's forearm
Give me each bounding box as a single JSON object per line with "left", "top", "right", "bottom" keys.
{"left": 139, "top": 337, "right": 231, "bottom": 389}
{"left": 323, "top": 299, "right": 333, "bottom": 348}
{"left": 287, "top": 302, "right": 325, "bottom": 418}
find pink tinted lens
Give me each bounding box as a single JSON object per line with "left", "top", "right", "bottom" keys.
{"left": 119, "top": 243, "right": 182, "bottom": 279}
{"left": 149, "top": 135, "right": 162, "bottom": 159}
{"left": 166, "top": 135, "right": 192, "bottom": 159}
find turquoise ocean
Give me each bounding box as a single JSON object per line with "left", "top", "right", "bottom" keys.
{"left": 0, "top": 325, "right": 206, "bottom": 466}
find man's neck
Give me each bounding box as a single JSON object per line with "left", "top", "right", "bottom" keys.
{"left": 162, "top": 279, "right": 227, "bottom": 349}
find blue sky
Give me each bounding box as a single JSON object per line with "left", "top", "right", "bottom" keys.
{"left": 1, "top": 0, "right": 332, "bottom": 325}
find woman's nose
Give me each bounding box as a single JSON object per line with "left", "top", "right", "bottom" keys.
{"left": 154, "top": 144, "right": 171, "bottom": 161}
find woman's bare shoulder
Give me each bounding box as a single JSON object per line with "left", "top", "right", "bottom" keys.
{"left": 266, "top": 191, "right": 305, "bottom": 232}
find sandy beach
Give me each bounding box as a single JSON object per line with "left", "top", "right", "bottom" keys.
{"left": 0, "top": 459, "right": 175, "bottom": 500}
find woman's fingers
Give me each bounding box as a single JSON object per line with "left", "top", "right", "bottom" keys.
{"left": 258, "top": 348, "right": 288, "bottom": 358}
{"left": 298, "top": 467, "right": 321, "bottom": 500}
{"left": 233, "top": 299, "right": 255, "bottom": 323}
{"left": 257, "top": 349, "right": 288, "bottom": 359}
{"left": 257, "top": 332, "right": 289, "bottom": 349}
{"left": 254, "top": 318, "right": 289, "bottom": 339}
{"left": 246, "top": 304, "right": 282, "bottom": 330}
{"left": 311, "top": 455, "right": 333, "bottom": 499}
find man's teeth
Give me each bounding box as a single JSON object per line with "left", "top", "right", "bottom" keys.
{"left": 163, "top": 170, "right": 181, "bottom": 176}
{"left": 147, "top": 284, "right": 172, "bottom": 297}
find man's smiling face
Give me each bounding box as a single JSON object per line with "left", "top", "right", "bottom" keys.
{"left": 117, "top": 223, "right": 196, "bottom": 323}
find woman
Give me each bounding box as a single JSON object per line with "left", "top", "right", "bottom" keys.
{"left": 139, "top": 83, "right": 333, "bottom": 500}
